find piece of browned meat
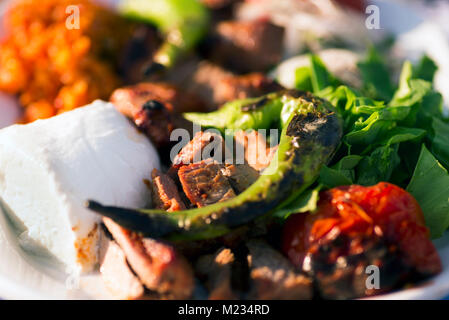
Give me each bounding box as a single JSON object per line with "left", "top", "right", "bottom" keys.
{"left": 162, "top": 59, "right": 282, "bottom": 107}
{"left": 110, "top": 82, "right": 205, "bottom": 148}
{"left": 151, "top": 169, "right": 187, "bottom": 212}
{"left": 161, "top": 59, "right": 233, "bottom": 108}
{"left": 196, "top": 247, "right": 239, "bottom": 300}
{"left": 214, "top": 73, "right": 283, "bottom": 105}
{"left": 173, "top": 131, "right": 227, "bottom": 167}
{"left": 119, "top": 25, "right": 161, "bottom": 84}
{"left": 221, "top": 164, "right": 259, "bottom": 194}
{"left": 102, "top": 218, "right": 194, "bottom": 299}
{"left": 178, "top": 160, "right": 236, "bottom": 208}
{"left": 206, "top": 19, "right": 284, "bottom": 73}
{"left": 246, "top": 240, "right": 313, "bottom": 300}
{"left": 99, "top": 232, "right": 145, "bottom": 300}
{"left": 234, "top": 130, "right": 278, "bottom": 171}
{"left": 111, "top": 82, "right": 205, "bottom": 117}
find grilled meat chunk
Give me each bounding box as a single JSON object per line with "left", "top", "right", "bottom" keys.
{"left": 103, "top": 218, "right": 194, "bottom": 299}
{"left": 111, "top": 82, "right": 205, "bottom": 117}
{"left": 234, "top": 130, "right": 278, "bottom": 171}
{"left": 163, "top": 59, "right": 282, "bottom": 106}
{"left": 206, "top": 19, "right": 284, "bottom": 73}
{"left": 246, "top": 240, "right": 313, "bottom": 300}
{"left": 178, "top": 160, "right": 236, "bottom": 208}
{"left": 173, "top": 131, "right": 227, "bottom": 167}
{"left": 119, "top": 25, "right": 161, "bottom": 84}
{"left": 110, "top": 82, "right": 204, "bottom": 147}
{"left": 151, "top": 169, "right": 187, "bottom": 212}
{"left": 99, "top": 236, "right": 145, "bottom": 300}
{"left": 196, "top": 247, "right": 239, "bottom": 300}
{"left": 214, "top": 73, "right": 283, "bottom": 105}
{"left": 221, "top": 164, "right": 259, "bottom": 194}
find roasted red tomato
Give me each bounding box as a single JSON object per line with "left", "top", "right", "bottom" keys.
{"left": 282, "top": 182, "right": 442, "bottom": 299}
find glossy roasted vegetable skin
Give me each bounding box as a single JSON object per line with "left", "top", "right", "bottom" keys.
{"left": 117, "top": 0, "right": 209, "bottom": 69}
{"left": 87, "top": 91, "right": 343, "bottom": 241}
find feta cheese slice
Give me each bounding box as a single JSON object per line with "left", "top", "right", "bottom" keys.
{"left": 0, "top": 100, "right": 160, "bottom": 274}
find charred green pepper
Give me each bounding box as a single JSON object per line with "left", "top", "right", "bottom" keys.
{"left": 87, "top": 90, "right": 342, "bottom": 241}
{"left": 117, "top": 0, "right": 209, "bottom": 70}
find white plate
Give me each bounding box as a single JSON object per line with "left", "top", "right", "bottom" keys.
{"left": 1, "top": 0, "right": 449, "bottom": 300}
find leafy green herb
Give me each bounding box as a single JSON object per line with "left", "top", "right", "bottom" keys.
{"left": 430, "top": 117, "right": 449, "bottom": 169}
{"left": 407, "top": 145, "right": 449, "bottom": 239}
{"left": 358, "top": 47, "right": 395, "bottom": 101}
{"left": 273, "top": 185, "right": 322, "bottom": 218}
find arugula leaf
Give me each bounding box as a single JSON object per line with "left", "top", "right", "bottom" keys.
{"left": 407, "top": 145, "right": 449, "bottom": 239}
{"left": 319, "top": 165, "right": 353, "bottom": 188}
{"left": 344, "top": 106, "right": 410, "bottom": 147}
{"left": 379, "top": 127, "right": 426, "bottom": 146}
{"left": 430, "top": 117, "right": 449, "bottom": 170}
{"left": 413, "top": 55, "right": 438, "bottom": 83}
{"left": 356, "top": 144, "right": 400, "bottom": 186}
{"left": 309, "top": 55, "right": 339, "bottom": 93}
{"left": 358, "top": 47, "right": 395, "bottom": 101}
{"left": 273, "top": 185, "right": 322, "bottom": 218}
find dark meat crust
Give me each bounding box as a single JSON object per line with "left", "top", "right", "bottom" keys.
{"left": 246, "top": 240, "right": 313, "bottom": 300}
{"left": 151, "top": 169, "right": 187, "bottom": 212}
{"left": 214, "top": 73, "right": 283, "bottom": 105}
{"left": 221, "top": 164, "right": 259, "bottom": 194}
{"left": 206, "top": 19, "right": 284, "bottom": 73}
{"left": 110, "top": 82, "right": 205, "bottom": 117}
{"left": 162, "top": 59, "right": 283, "bottom": 107}
{"left": 110, "top": 82, "right": 205, "bottom": 148}
{"left": 173, "top": 131, "right": 226, "bottom": 167}
{"left": 102, "top": 217, "right": 194, "bottom": 299}
{"left": 178, "top": 160, "right": 236, "bottom": 208}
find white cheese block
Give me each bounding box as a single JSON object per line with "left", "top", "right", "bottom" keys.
{"left": 0, "top": 100, "right": 160, "bottom": 274}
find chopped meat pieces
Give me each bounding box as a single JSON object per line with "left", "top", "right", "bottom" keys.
{"left": 162, "top": 60, "right": 283, "bottom": 106}
{"left": 110, "top": 82, "right": 205, "bottom": 117}
{"left": 196, "top": 247, "right": 238, "bottom": 300}
{"left": 234, "top": 130, "right": 278, "bottom": 171}
{"left": 246, "top": 240, "right": 313, "bottom": 300}
{"left": 214, "top": 73, "right": 283, "bottom": 105}
{"left": 118, "top": 25, "right": 161, "bottom": 84}
{"left": 151, "top": 169, "right": 186, "bottom": 212}
{"left": 110, "top": 82, "right": 203, "bottom": 148}
{"left": 173, "top": 131, "right": 227, "bottom": 167}
{"left": 163, "top": 59, "right": 234, "bottom": 108}
{"left": 103, "top": 217, "right": 194, "bottom": 299}
{"left": 178, "top": 160, "right": 236, "bottom": 207}
{"left": 207, "top": 19, "right": 284, "bottom": 73}
{"left": 99, "top": 235, "right": 145, "bottom": 300}
{"left": 221, "top": 164, "right": 259, "bottom": 194}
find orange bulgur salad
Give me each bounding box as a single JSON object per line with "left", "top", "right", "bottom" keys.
{"left": 0, "top": 0, "right": 135, "bottom": 123}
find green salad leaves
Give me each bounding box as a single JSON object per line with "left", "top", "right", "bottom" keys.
{"left": 280, "top": 51, "right": 449, "bottom": 239}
